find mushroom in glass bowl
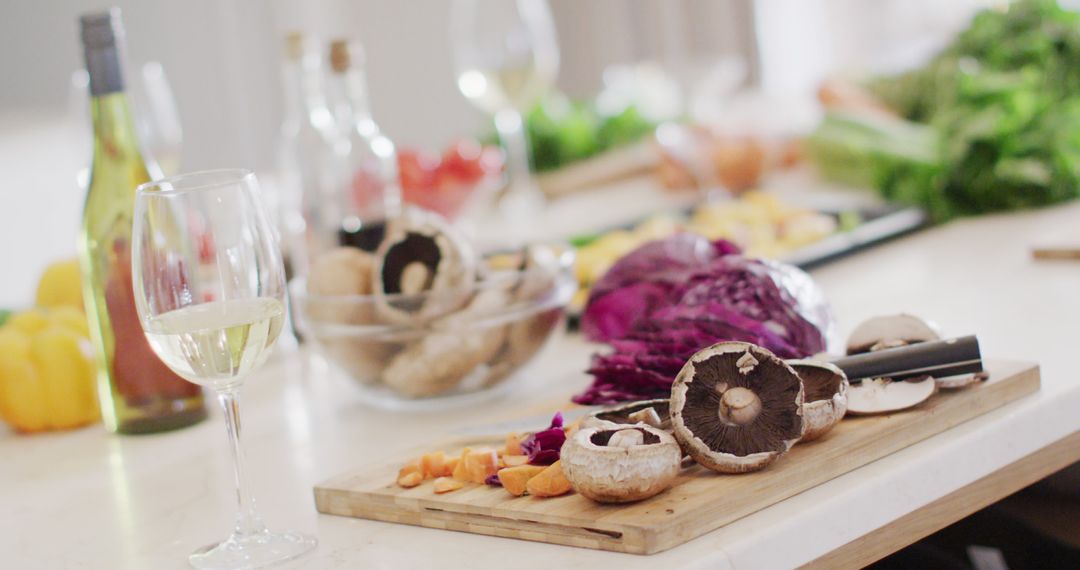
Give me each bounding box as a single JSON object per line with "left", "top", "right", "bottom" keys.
{"left": 292, "top": 210, "right": 575, "bottom": 407}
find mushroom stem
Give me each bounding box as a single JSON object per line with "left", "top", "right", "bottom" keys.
{"left": 400, "top": 262, "right": 432, "bottom": 294}
{"left": 719, "top": 387, "right": 762, "bottom": 425}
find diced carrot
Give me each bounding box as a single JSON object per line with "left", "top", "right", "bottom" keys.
{"left": 421, "top": 451, "right": 447, "bottom": 479}
{"left": 398, "top": 459, "right": 421, "bottom": 480}
{"left": 397, "top": 471, "right": 423, "bottom": 488}
{"left": 497, "top": 465, "right": 546, "bottom": 497}
{"left": 526, "top": 461, "right": 572, "bottom": 498}
{"left": 451, "top": 448, "right": 472, "bottom": 481}
{"left": 504, "top": 432, "right": 523, "bottom": 456}
{"left": 464, "top": 448, "right": 499, "bottom": 484}
{"left": 433, "top": 477, "right": 465, "bottom": 494}
{"left": 502, "top": 455, "right": 529, "bottom": 467}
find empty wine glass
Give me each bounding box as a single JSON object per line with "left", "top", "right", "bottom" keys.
{"left": 131, "top": 169, "right": 316, "bottom": 569}
{"left": 451, "top": 0, "right": 559, "bottom": 218}
{"left": 135, "top": 61, "right": 184, "bottom": 176}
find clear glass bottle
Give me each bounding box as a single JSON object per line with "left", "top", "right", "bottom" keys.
{"left": 77, "top": 8, "right": 206, "bottom": 433}
{"left": 325, "top": 39, "right": 401, "bottom": 252}
{"left": 276, "top": 32, "right": 340, "bottom": 272}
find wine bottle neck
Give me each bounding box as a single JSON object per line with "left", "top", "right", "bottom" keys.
{"left": 341, "top": 69, "right": 372, "bottom": 125}
{"left": 81, "top": 10, "right": 125, "bottom": 96}
{"left": 85, "top": 42, "right": 124, "bottom": 96}
{"left": 297, "top": 54, "right": 336, "bottom": 137}
{"left": 89, "top": 92, "right": 147, "bottom": 173}
{"left": 82, "top": 9, "right": 148, "bottom": 173}
{"left": 280, "top": 60, "right": 305, "bottom": 122}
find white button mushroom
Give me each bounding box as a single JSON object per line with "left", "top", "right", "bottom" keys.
{"left": 561, "top": 425, "right": 682, "bottom": 504}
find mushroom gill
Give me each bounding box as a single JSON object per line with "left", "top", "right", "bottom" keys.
{"left": 674, "top": 344, "right": 803, "bottom": 464}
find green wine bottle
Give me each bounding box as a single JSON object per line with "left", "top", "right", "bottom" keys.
{"left": 77, "top": 9, "right": 206, "bottom": 434}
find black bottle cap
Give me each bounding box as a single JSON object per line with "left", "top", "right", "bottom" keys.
{"left": 79, "top": 8, "right": 125, "bottom": 95}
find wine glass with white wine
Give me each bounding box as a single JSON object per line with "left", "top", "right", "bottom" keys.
{"left": 451, "top": 0, "right": 559, "bottom": 220}
{"left": 131, "top": 169, "right": 316, "bottom": 569}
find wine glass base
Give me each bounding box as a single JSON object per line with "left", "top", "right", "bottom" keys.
{"left": 189, "top": 530, "right": 316, "bottom": 570}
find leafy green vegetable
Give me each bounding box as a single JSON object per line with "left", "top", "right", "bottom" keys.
{"left": 594, "top": 105, "right": 655, "bottom": 153}
{"left": 524, "top": 97, "right": 599, "bottom": 172}
{"left": 495, "top": 94, "right": 657, "bottom": 173}
{"left": 808, "top": 0, "right": 1080, "bottom": 221}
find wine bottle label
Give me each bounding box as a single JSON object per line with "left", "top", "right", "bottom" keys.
{"left": 80, "top": 10, "right": 125, "bottom": 96}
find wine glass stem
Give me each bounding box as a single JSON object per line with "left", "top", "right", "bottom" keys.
{"left": 218, "top": 390, "right": 267, "bottom": 538}
{"left": 494, "top": 109, "right": 539, "bottom": 204}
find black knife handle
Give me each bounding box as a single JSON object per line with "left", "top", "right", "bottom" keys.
{"left": 831, "top": 335, "right": 983, "bottom": 383}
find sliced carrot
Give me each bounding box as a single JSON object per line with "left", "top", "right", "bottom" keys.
{"left": 433, "top": 477, "right": 465, "bottom": 494}
{"left": 398, "top": 459, "right": 421, "bottom": 479}
{"left": 502, "top": 455, "right": 529, "bottom": 467}
{"left": 397, "top": 471, "right": 423, "bottom": 488}
{"left": 445, "top": 457, "right": 460, "bottom": 475}
{"left": 421, "top": 451, "right": 447, "bottom": 479}
{"left": 526, "top": 461, "right": 572, "bottom": 498}
{"left": 451, "top": 448, "right": 472, "bottom": 481}
{"left": 497, "top": 465, "right": 546, "bottom": 497}
{"left": 464, "top": 448, "right": 499, "bottom": 484}
{"left": 504, "top": 432, "right": 523, "bottom": 456}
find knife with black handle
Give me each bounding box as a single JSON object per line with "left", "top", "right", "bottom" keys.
{"left": 830, "top": 335, "right": 983, "bottom": 383}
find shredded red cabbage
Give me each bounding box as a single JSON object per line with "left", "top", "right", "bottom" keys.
{"left": 576, "top": 234, "right": 832, "bottom": 405}
{"left": 582, "top": 233, "right": 738, "bottom": 342}
{"left": 520, "top": 412, "right": 566, "bottom": 465}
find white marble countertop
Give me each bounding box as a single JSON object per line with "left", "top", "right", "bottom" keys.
{"left": 4, "top": 137, "right": 1080, "bottom": 567}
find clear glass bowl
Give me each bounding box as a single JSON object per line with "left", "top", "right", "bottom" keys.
{"left": 291, "top": 249, "right": 575, "bottom": 408}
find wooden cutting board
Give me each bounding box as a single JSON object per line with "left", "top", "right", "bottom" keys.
{"left": 315, "top": 360, "right": 1040, "bottom": 555}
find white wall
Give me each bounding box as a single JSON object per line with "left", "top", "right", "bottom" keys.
{"left": 0, "top": 0, "right": 486, "bottom": 171}
{"left": 0, "top": 0, "right": 983, "bottom": 306}
{"left": 0, "top": 0, "right": 757, "bottom": 306}
{"left": 0, "top": 0, "right": 760, "bottom": 173}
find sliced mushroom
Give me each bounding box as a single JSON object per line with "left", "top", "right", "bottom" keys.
{"left": 381, "top": 285, "right": 510, "bottom": 398}
{"left": 788, "top": 360, "right": 848, "bottom": 442}
{"left": 627, "top": 407, "right": 665, "bottom": 429}
{"left": 304, "top": 247, "right": 395, "bottom": 380}
{"left": 373, "top": 208, "right": 476, "bottom": 324}
{"left": 936, "top": 370, "right": 990, "bottom": 390}
{"left": 561, "top": 425, "right": 682, "bottom": 503}
{"left": 671, "top": 342, "right": 804, "bottom": 474}
{"left": 846, "top": 376, "right": 937, "bottom": 415}
{"left": 484, "top": 245, "right": 568, "bottom": 377}
{"left": 585, "top": 399, "right": 672, "bottom": 431}
{"left": 306, "top": 246, "right": 376, "bottom": 324}
{"left": 846, "top": 314, "right": 941, "bottom": 355}
{"left": 514, "top": 244, "right": 564, "bottom": 301}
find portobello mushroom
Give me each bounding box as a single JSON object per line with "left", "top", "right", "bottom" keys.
{"left": 671, "top": 342, "right": 804, "bottom": 474}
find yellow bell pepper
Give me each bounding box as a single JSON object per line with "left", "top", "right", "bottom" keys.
{"left": 35, "top": 258, "right": 84, "bottom": 310}
{"left": 0, "top": 307, "right": 99, "bottom": 433}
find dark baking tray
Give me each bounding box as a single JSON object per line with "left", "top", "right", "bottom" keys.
{"left": 567, "top": 203, "right": 928, "bottom": 326}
